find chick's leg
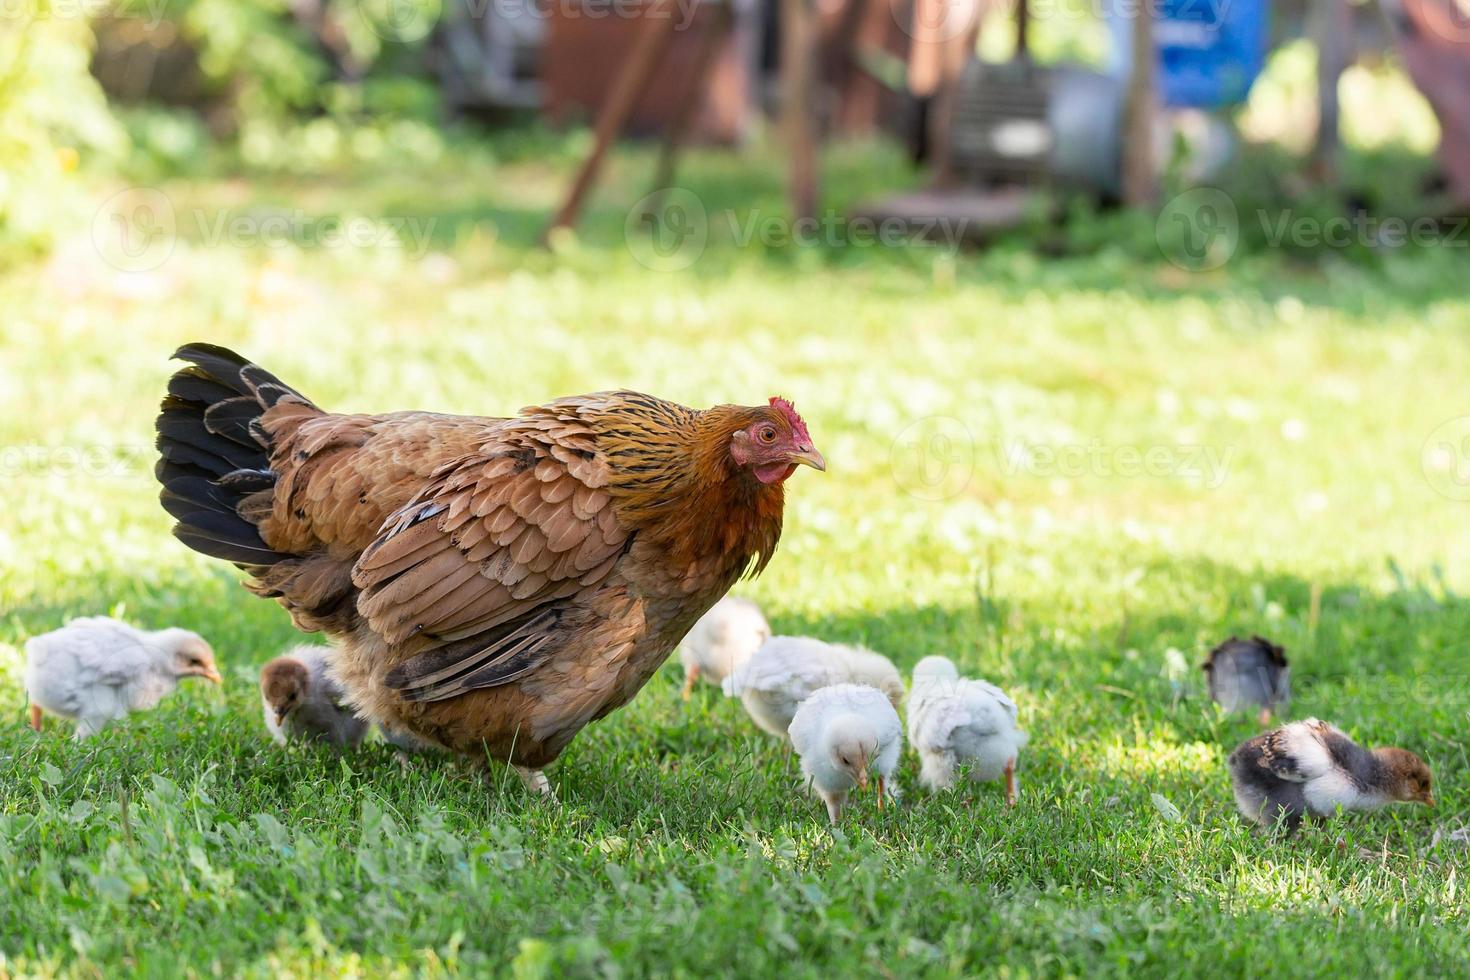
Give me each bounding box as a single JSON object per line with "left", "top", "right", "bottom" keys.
{"left": 822, "top": 789, "right": 847, "bottom": 825}
{"left": 1003, "top": 758, "right": 1018, "bottom": 806}
{"left": 28, "top": 704, "right": 42, "bottom": 732}
{"left": 513, "top": 765, "right": 555, "bottom": 799}
{"left": 681, "top": 664, "right": 699, "bottom": 701}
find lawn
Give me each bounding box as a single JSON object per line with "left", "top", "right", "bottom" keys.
{"left": 2, "top": 132, "right": 1469, "bottom": 977}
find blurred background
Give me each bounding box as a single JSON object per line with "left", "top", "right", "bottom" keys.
{"left": 2, "top": 0, "right": 1468, "bottom": 270}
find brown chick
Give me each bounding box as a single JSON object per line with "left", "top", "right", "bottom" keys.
{"left": 155, "top": 343, "right": 824, "bottom": 795}
{"left": 259, "top": 646, "right": 369, "bottom": 748}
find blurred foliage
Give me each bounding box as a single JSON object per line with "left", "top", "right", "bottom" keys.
{"left": 0, "top": 12, "right": 127, "bottom": 263}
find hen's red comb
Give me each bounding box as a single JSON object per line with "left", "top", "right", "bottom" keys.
{"left": 769, "top": 397, "right": 811, "bottom": 442}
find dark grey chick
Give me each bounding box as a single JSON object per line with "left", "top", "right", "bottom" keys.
{"left": 1228, "top": 719, "right": 1434, "bottom": 832}
{"left": 1203, "top": 635, "right": 1290, "bottom": 725}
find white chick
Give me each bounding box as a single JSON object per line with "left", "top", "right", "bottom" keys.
{"left": 24, "top": 616, "right": 220, "bottom": 738}
{"left": 678, "top": 596, "right": 771, "bottom": 699}
{"left": 723, "top": 635, "right": 904, "bottom": 741}
{"left": 907, "top": 655, "right": 1027, "bottom": 804}
{"left": 259, "top": 645, "right": 369, "bottom": 749}
{"left": 788, "top": 683, "right": 903, "bottom": 823}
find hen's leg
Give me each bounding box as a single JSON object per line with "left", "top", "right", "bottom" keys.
{"left": 1003, "top": 758, "right": 1018, "bottom": 806}
{"left": 513, "top": 765, "right": 555, "bottom": 799}
{"left": 1257, "top": 706, "right": 1274, "bottom": 727}
{"left": 681, "top": 664, "right": 699, "bottom": 701}
{"left": 28, "top": 704, "right": 42, "bottom": 732}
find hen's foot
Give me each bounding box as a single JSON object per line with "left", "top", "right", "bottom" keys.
{"left": 28, "top": 704, "right": 42, "bottom": 732}
{"left": 514, "top": 765, "right": 555, "bottom": 799}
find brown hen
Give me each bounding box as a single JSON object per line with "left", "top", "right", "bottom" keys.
{"left": 155, "top": 344, "right": 823, "bottom": 791}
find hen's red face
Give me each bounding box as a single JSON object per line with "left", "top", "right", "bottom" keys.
{"left": 729, "top": 397, "right": 825, "bottom": 484}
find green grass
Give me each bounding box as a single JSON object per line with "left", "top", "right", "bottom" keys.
{"left": 3, "top": 132, "right": 1470, "bottom": 976}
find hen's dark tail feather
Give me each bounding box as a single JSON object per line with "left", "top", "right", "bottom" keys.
{"left": 156, "top": 343, "right": 317, "bottom": 566}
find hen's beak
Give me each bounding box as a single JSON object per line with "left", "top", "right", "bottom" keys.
{"left": 790, "top": 445, "right": 826, "bottom": 472}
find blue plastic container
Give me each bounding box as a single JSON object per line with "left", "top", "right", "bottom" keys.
{"left": 1107, "top": 0, "right": 1270, "bottom": 108}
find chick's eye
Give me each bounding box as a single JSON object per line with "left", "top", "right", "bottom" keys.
{"left": 758, "top": 426, "right": 777, "bottom": 444}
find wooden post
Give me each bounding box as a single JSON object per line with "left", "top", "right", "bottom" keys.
{"left": 1310, "top": 0, "right": 1353, "bottom": 184}
{"left": 544, "top": 0, "right": 681, "bottom": 239}
{"left": 646, "top": 1, "right": 734, "bottom": 212}
{"left": 782, "top": 0, "right": 819, "bottom": 221}
{"left": 923, "top": 0, "right": 982, "bottom": 187}
{"left": 1121, "top": 0, "right": 1158, "bottom": 207}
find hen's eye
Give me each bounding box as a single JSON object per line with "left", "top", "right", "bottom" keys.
{"left": 758, "top": 426, "right": 777, "bottom": 444}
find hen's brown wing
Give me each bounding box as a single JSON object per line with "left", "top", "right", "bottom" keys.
{"left": 352, "top": 410, "right": 633, "bottom": 702}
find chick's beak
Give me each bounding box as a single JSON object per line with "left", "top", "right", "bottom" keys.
{"left": 201, "top": 666, "right": 223, "bottom": 685}
{"left": 856, "top": 768, "right": 869, "bottom": 791}
{"left": 1424, "top": 793, "right": 1436, "bottom": 807}
{"left": 790, "top": 444, "right": 826, "bottom": 472}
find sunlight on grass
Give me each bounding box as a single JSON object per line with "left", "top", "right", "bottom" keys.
{"left": 4, "top": 139, "right": 1470, "bottom": 973}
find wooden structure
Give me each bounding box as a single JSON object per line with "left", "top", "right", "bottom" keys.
{"left": 542, "top": 0, "right": 756, "bottom": 143}
{"left": 1385, "top": 0, "right": 1470, "bottom": 208}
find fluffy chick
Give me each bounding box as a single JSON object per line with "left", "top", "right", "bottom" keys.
{"left": 907, "top": 656, "right": 1028, "bottom": 804}
{"left": 1228, "top": 718, "right": 1434, "bottom": 831}
{"left": 788, "top": 683, "right": 903, "bottom": 824}
{"left": 678, "top": 596, "right": 771, "bottom": 699}
{"left": 24, "top": 616, "right": 219, "bottom": 738}
{"left": 723, "top": 636, "right": 904, "bottom": 741}
{"left": 1203, "top": 635, "right": 1290, "bottom": 725}
{"left": 260, "top": 646, "right": 369, "bottom": 749}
